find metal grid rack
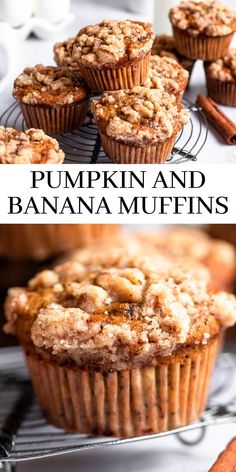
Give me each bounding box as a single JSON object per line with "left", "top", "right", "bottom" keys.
{"left": 0, "top": 98, "right": 208, "bottom": 164}
{"left": 0, "top": 349, "right": 235, "bottom": 471}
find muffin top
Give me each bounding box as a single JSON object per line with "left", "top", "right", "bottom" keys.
{"left": 206, "top": 49, "right": 236, "bottom": 81}
{"left": 53, "top": 37, "right": 78, "bottom": 68}
{"left": 0, "top": 127, "right": 64, "bottom": 164}
{"left": 151, "top": 34, "right": 194, "bottom": 70}
{"left": 13, "top": 65, "right": 90, "bottom": 106}
{"left": 144, "top": 55, "right": 189, "bottom": 96}
{"left": 5, "top": 242, "right": 236, "bottom": 370}
{"left": 92, "top": 87, "right": 189, "bottom": 145}
{"left": 72, "top": 19, "right": 155, "bottom": 68}
{"left": 170, "top": 0, "right": 236, "bottom": 37}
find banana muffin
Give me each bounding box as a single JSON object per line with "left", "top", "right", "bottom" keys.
{"left": 71, "top": 19, "right": 155, "bottom": 92}
{"left": 169, "top": 0, "right": 236, "bottom": 61}
{"left": 0, "top": 126, "right": 64, "bottom": 164}
{"left": 54, "top": 37, "right": 78, "bottom": 68}
{"left": 152, "top": 34, "right": 195, "bottom": 80}
{"left": 144, "top": 55, "right": 189, "bottom": 102}
{"left": 4, "top": 245, "right": 236, "bottom": 436}
{"left": 92, "top": 86, "right": 189, "bottom": 164}
{"left": 205, "top": 49, "right": 236, "bottom": 106}
{"left": 13, "top": 65, "right": 91, "bottom": 135}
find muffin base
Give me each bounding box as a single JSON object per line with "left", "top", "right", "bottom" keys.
{"left": 19, "top": 99, "right": 90, "bottom": 136}
{"left": 79, "top": 52, "right": 151, "bottom": 92}
{"left": 205, "top": 73, "right": 236, "bottom": 107}
{"left": 100, "top": 132, "right": 177, "bottom": 164}
{"left": 25, "top": 336, "right": 219, "bottom": 437}
{"left": 172, "top": 26, "right": 234, "bottom": 61}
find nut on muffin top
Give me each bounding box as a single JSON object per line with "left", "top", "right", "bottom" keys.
{"left": 206, "top": 49, "right": 236, "bottom": 81}
{"left": 92, "top": 87, "right": 189, "bottom": 145}
{"left": 53, "top": 37, "right": 78, "bottom": 68}
{"left": 170, "top": 0, "right": 236, "bottom": 37}
{"left": 72, "top": 19, "right": 155, "bottom": 68}
{"left": 13, "top": 65, "right": 90, "bottom": 106}
{"left": 0, "top": 126, "right": 64, "bottom": 164}
{"left": 5, "top": 242, "right": 236, "bottom": 370}
{"left": 144, "top": 55, "right": 189, "bottom": 96}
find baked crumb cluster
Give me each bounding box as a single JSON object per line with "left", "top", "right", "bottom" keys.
{"left": 13, "top": 65, "right": 89, "bottom": 106}
{"left": 207, "top": 49, "right": 236, "bottom": 81}
{"left": 170, "top": 0, "right": 236, "bottom": 37}
{"left": 92, "top": 87, "right": 189, "bottom": 144}
{"left": 144, "top": 55, "right": 189, "bottom": 96}
{"left": 152, "top": 35, "right": 179, "bottom": 60}
{"left": 53, "top": 37, "right": 78, "bottom": 68}
{"left": 0, "top": 126, "right": 64, "bottom": 164}
{"left": 72, "top": 20, "right": 155, "bottom": 67}
{"left": 5, "top": 242, "right": 236, "bottom": 369}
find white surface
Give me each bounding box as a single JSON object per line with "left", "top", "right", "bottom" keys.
{"left": 0, "top": 0, "right": 235, "bottom": 164}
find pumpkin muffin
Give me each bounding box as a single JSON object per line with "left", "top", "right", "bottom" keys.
{"left": 143, "top": 55, "right": 189, "bottom": 102}
{"left": 205, "top": 49, "right": 236, "bottom": 106}
{"left": 71, "top": 19, "right": 155, "bottom": 92}
{"left": 13, "top": 65, "right": 91, "bottom": 135}
{"left": 0, "top": 126, "right": 64, "bottom": 164}
{"left": 53, "top": 37, "right": 78, "bottom": 68}
{"left": 4, "top": 244, "right": 236, "bottom": 436}
{"left": 92, "top": 86, "right": 189, "bottom": 164}
{"left": 151, "top": 34, "right": 195, "bottom": 80}
{"left": 169, "top": 0, "right": 236, "bottom": 61}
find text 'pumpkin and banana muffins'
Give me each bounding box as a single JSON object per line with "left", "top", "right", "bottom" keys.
{"left": 92, "top": 87, "right": 189, "bottom": 164}
{"left": 13, "top": 65, "right": 91, "bottom": 135}
{"left": 4, "top": 242, "right": 236, "bottom": 437}
{"left": 0, "top": 127, "right": 64, "bottom": 164}
{"left": 169, "top": 0, "right": 236, "bottom": 61}
{"left": 205, "top": 49, "right": 236, "bottom": 106}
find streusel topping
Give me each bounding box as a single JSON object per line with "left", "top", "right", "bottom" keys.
{"left": 170, "top": 0, "right": 236, "bottom": 37}
{"left": 5, "top": 242, "right": 236, "bottom": 369}
{"left": 144, "top": 55, "right": 189, "bottom": 96}
{"left": 207, "top": 49, "right": 236, "bottom": 81}
{"left": 53, "top": 37, "right": 78, "bottom": 68}
{"left": 92, "top": 87, "right": 189, "bottom": 144}
{"left": 72, "top": 20, "right": 155, "bottom": 67}
{"left": 13, "top": 65, "right": 89, "bottom": 106}
{"left": 0, "top": 126, "right": 64, "bottom": 164}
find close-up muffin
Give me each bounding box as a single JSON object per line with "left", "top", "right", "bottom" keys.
{"left": 92, "top": 86, "right": 190, "bottom": 164}
{"left": 143, "top": 55, "right": 189, "bottom": 102}
{"left": 205, "top": 49, "right": 236, "bottom": 106}
{"left": 4, "top": 245, "right": 236, "bottom": 436}
{"left": 151, "top": 34, "right": 195, "bottom": 81}
{"left": 71, "top": 19, "right": 155, "bottom": 92}
{"left": 53, "top": 37, "right": 78, "bottom": 68}
{"left": 169, "top": 0, "right": 236, "bottom": 61}
{"left": 13, "top": 65, "right": 91, "bottom": 135}
{"left": 0, "top": 127, "right": 64, "bottom": 164}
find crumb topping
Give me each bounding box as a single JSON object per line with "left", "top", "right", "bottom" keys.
{"left": 72, "top": 19, "right": 155, "bottom": 67}
{"left": 53, "top": 37, "right": 79, "bottom": 68}
{"left": 13, "top": 65, "right": 89, "bottom": 106}
{"left": 144, "top": 55, "right": 189, "bottom": 96}
{"left": 207, "top": 49, "right": 236, "bottom": 81}
{"left": 0, "top": 126, "right": 64, "bottom": 164}
{"left": 92, "top": 87, "right": 189, "bottom": 145}
{"left": 152, "top": 34, "right": 194, "bottom": 71}
{"left": 170, "top": 0, "right": 236, "bottom": 37}
{"left": 5, "top": 241, "right": 235, "bottom": 369}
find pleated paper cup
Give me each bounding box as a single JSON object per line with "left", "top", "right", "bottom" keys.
{"left": 24, "top": 335, "right": 219, "bottom": 437}
{"left": 172, "top": 26, "right": 234, "bottom": 61}
{"left": 0, "top": 224, "right": 118, "bottom": 261}
{"left": 205, "top": 73, "right": 236, "bottom": 107}
{"left": 79, "top": 52, "right": 151, "bottom": 92}
{"left": 100, "top": 132, "right": 177, "bottom": 164}
{"left": 19, "top": 99, "right": 90, "bottom": 136}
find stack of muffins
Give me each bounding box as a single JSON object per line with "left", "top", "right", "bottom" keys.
{"left": 3, "top": 226, "right": 236, "bottom": 437}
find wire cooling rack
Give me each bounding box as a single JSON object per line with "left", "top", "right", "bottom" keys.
{"left": 0, "top": 349, "right": 236, "bottom": 472}
{"left": 0, "top": 98, "right": 208, "bottom": 164}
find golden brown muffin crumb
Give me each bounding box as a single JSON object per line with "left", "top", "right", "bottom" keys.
{"left": 207, "top": 49, "right": 236, "bottom": 81}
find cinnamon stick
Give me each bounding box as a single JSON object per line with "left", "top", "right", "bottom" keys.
{"left": 209, "top": 437, "right": 236, "bottom": 471}
{"left": 197, "top": 94, "right": 236, "bottom": 145}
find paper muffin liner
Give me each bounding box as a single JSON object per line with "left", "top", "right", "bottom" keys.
{"left": 100, "top": 132, "right": 177, "bottom": 164}
{"left": 19, "top": 99, "right": 90, "bottom": 136}
{"left": 205, "top": 73, "right": 236, "bottom": 107}
{"left": 172, "top": 26, "right": 234, "bottom": 61}
{"left": 24, "top": 336, "right": 219, "bottom": 436}
{"left": 0, "top": 224, "right": 118, "bottom": 261}
{"left": 79, "top": 52, "right": 151, "bottom": 92}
